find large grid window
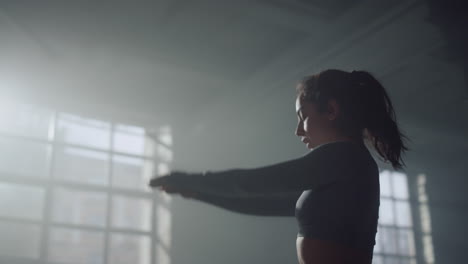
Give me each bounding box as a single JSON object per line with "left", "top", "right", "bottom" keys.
{"left": 0, "top": 102, "right": 173, "bottom": 264}
{"left": 373, "top": 170, "right": 417, "bottom": 264}
{"left": 417, "top": 173, "right": 435, "bottom": 264}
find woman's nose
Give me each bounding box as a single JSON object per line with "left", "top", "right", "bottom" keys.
{"left": 295, "top": 123, "right": 305, "bottom": 137}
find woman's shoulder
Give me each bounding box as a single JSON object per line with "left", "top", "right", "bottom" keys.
{"left": 302, "top": 140, "right": 378, "bottom": 178}
{"left": 308, "top": 141, "right": 371, "bottom": 160}
{"left": 314, "top": 140, "right": 367, "bottom": 150}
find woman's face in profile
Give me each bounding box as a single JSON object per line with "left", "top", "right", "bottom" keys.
{"left": 295, "top": 97, "right": 337, "bottom": 149}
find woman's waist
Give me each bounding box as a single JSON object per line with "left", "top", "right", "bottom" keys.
{"left": 296, "top": 236, "right": 373, "bottom": 264}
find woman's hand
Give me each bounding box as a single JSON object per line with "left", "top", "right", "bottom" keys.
{"left": 149, "top": 172, "right": 197, "bottom": 199}
{"left": 149, "top": 171, "right": 188, "bottom": 187}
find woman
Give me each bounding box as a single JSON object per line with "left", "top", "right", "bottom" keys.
{"left": 149, "top": 69, "right": 409, "bottom": 264}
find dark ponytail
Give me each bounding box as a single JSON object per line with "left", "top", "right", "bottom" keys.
{"left": 296, "top": 69, "right": 410, "bottom": 170}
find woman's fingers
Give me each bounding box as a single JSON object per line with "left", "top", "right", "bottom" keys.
{"left": 159, "top": 185, "right": 195, "bottom": 199}
{"left": 160, "top": 185, "right": 177, "bottom": 193}
{"left": 149, "top": 175, "right": 174, "bottom": 187}
{"left": 148, "top": 172, "right": 188, "bottom": 188}
{"left": 149, "top": 172, "right": 194, "bottom": 198}
{"left": 149, "top": 177, "right": 165, "bottom": 187}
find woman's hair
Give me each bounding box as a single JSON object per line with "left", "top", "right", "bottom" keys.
{"left": 296, "top": 69, "right": 410, "bottom": 170}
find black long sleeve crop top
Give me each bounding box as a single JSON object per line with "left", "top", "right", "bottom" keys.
{"left": 171, "top": 141, "right": 380, "bottom": 251}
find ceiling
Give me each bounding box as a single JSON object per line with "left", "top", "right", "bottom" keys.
{"left": 0, "top": 0, "right": 467, "bottom": 168}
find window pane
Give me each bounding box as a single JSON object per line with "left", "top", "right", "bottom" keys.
{"left": 113, "top": 124, "right": 153, "bottom": 156}
{"left": 380, "top": 227, "right": 398, "bottom": 254}
{"left": 398, "top": 259, "right": 411, "bottom": 264}
{"left": 395, "top": 201, "right": 413, "bottom": 227}
{"left": 0, "top": 137, "right": 50, "bottom": 178}
{"left": 0, "top": 221, "right": 41, "bottom": 258}
{"left": 379, "top": 198, "right": 395, "bottom": 225}
{"left": 156, "top": 204, "right": 172, "bottom": 248}
{"left": 109, "top": 233, "right": 151, "bottom": 264}
{"left": 0, "top": 103, "right": 52, "bottom": 140}
{"left": 380, "top": 171, "right": 391, "bottom": 197}
{"left": 376, "top": 171, "right": 416, "bottom": 262}
{"left": 157, "top": 125, "right": 172, "bottom": 146}
{"left": 156, "top": 244, "right": 171, "bottom": 264}
{"left": 112, "top": 195, "right": 152, "bottom": 232}
{"left": 0, "top": 183, "right": 45, "bottom": 220}
{"left": 115, "top": 124, "right": 145, "bottom": 134}
{"left": 52, "top": 187, "right": 107, "bottom": 227}
{"left": 383, "top": 257, "right": 400, "bottom": 264}
{"left": 48, "top": 227, "right": 104, "bottom": 264}
{"left": 374, "top": 229, "right": 382, "bottom": 254}
{"left": 398, "top": 229, "right": 416, "bottom": 256}
{"left": 392, "top": 172, "right": 409, "bottom": 199}
{"left": 399, "top": 258, "right": 416, "bottom": 264}
{"left": 157, "top": 163, "right": 170, "bottom": 176}
{"left": 54, "top": 146, "right": 109, "bottom": 185}
{"left": 112, "top": 155, "right": 154, "bottom": 191}
{"left": 57, "top": 113, "right": 110, "bottom": 149}
{"left": 156, "top": 144, "right": 173, "bottom": 163}
{"left": 372, "top": 255, "right": 383, "bottom": 264}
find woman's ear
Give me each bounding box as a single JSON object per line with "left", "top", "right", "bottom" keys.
{"left": 326, "top": 99, "right": 340, "bottom": 121}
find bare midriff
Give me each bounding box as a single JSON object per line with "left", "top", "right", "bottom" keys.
{"left": 296, "top": 237, "right": 372, "bottom": 264}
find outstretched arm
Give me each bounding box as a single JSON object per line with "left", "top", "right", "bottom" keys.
{"left": 190, "top": 191, "right": 301, "bottom": 217}
{"left": 150, "top": 142, "right": 358, "bottom": 198}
